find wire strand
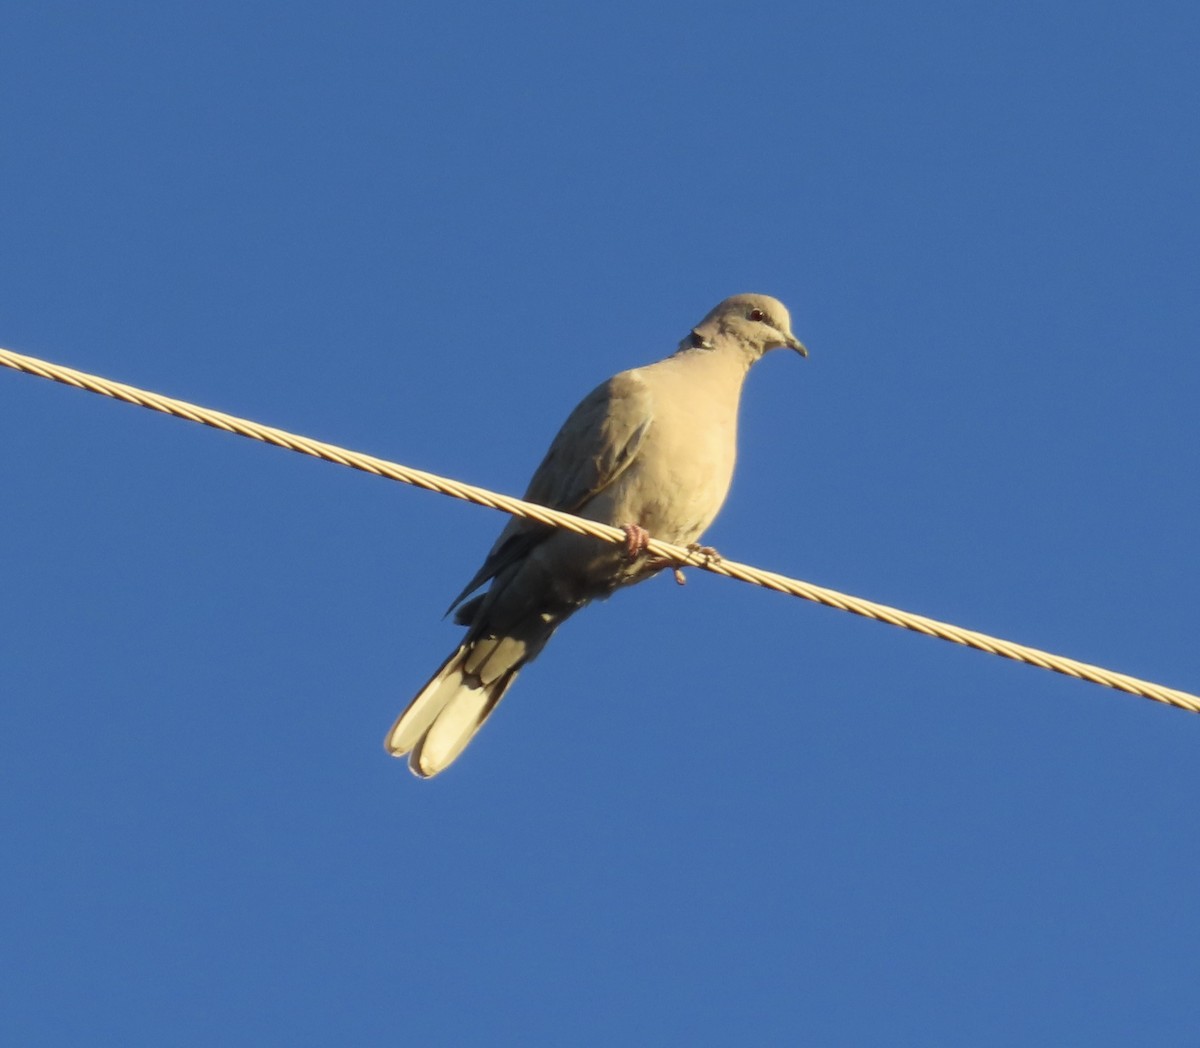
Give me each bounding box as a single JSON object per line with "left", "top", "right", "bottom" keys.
{"left": 2, "top": 344, "right": 1196, "bottom": 715}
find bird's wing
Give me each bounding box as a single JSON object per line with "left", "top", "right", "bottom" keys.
{"left": 446, "top": 369, "right": 653, "bottom": 613}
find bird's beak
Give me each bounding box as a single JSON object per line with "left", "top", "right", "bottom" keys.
{"left": 786, "top": 335, "right": 808, "bottom": 357}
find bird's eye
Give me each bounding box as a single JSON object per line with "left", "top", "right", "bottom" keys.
{"left": 748, "top": 308, "right": 766, "bottom": 322}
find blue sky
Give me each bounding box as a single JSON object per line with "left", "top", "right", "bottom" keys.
{"left": 2, "top": 2, "right": 1198, "bottom": 1044}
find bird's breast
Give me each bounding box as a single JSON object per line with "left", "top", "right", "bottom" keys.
{"left": 601, "top": 379, "right": 740, "bottom": 544}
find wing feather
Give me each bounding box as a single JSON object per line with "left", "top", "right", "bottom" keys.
{"left": 445, "top": 370, "right": 653, "bottom": 613}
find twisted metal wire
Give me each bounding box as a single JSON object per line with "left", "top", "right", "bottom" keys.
{"left": 3, "top": 344, "right": 1197, "bottom": 715}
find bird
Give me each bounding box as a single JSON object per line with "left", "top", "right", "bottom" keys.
{"left": 385, "top": 293, "right": 807, "bottom": 777}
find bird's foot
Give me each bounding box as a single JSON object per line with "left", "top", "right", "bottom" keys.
{"left": 661, "top": 544, "right": 721, "bottom": 586}
{"left": 639, "top": 541, "right": 723, "bottom": 586}
{"left": 686, "top": 542, "right": 722, "bottom": 565}
{"left": 620, "top": 523, "right": 651, "bottom": 561}
{"left": 622, "top": 524, "right": 685, "bottom": 584}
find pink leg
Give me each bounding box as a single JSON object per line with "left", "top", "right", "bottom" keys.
{"left": 621, "top": 522, "right": 651, "bottom": 561}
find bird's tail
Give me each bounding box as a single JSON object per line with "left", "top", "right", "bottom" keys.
{"left": 385, "top": 637, "right": 529, "bottom": 778}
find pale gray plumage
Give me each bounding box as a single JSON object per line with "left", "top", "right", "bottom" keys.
{"left": 386, "top": 293, "right": 806, "bottom": 777}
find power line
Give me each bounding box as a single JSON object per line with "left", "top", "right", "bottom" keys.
{"left": 3, "top": 343, "right": 1196, "bottom": 715}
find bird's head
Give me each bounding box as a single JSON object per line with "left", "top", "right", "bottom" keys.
{"left": 684, "top": 293, "right": 807, "bottom": 360}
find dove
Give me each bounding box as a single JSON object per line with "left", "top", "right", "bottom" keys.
{"left": 386, "top": 293, "right": 806, "bottom": 777}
